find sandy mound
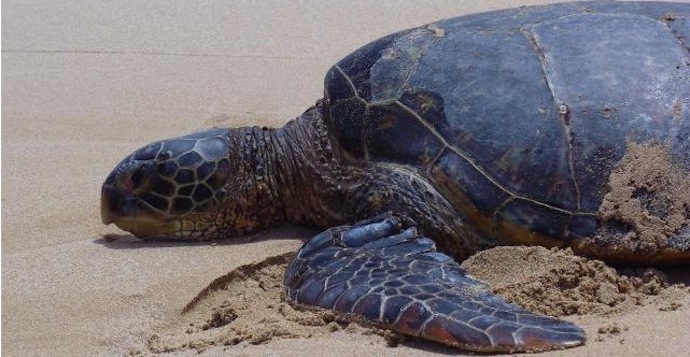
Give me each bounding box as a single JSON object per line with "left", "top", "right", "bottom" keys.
{"left": 138, "top": 246, "right": 688, "bottom": 355}
{"left": 461, "top": 246, "right": 687, "bottom": 316}
{"left": 140, "top": 253, "right": 387, "bottom": 355}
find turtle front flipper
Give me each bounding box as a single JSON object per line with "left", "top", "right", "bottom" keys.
{"left": 283, "top": 215, "right": 585, "bottom": 352}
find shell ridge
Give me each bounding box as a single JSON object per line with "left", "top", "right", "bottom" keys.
{"left": 521, "top": 27, "right": 582, "bottom": 211}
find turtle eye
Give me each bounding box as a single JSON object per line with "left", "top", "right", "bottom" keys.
{"left": 117, "top": 161, "right": 155, "bottom": 194}
{"left": 130, "top": 170, "right": 148, "bottom": 191}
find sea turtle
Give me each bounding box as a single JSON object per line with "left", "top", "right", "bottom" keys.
{"left": 101, "top": 1, "right": 690, "bottom": 353}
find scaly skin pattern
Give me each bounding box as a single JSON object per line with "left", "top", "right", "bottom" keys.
{"left": 102, "top": 102, "right": 480, "bottom": 256}
{"left": 284, "top": 215, "right": 585, "bottom": 352}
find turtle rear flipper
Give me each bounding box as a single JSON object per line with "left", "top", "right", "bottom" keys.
{"left": 284, "top": 215, "right": 585, "bottom": 353}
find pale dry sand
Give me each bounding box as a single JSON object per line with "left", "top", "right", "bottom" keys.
{"left": 2, "top": 1, "right": 689, "bottom": 356}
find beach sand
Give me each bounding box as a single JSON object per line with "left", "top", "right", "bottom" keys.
{"left": 3, "top": 1, "right": 689, "bottom": 356}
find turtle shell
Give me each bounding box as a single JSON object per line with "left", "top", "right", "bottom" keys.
{"left": 323, "top": 2, "right": 690, "bottom": 249}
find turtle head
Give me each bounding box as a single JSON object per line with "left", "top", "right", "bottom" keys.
{"left": 101, "top": 128, "right": 234, "bottom": 239}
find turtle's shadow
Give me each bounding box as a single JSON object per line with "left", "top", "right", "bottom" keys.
{"left": 660, "top": 266, "right": 690, "bottom": 286}
{"left": 616, "top": 265, "right": 690, "bottom": 287}
{"left": 397, "top": 338, "right": 468, "bottom": 356}
{"left": 93, "top": 224, "right": 315, "bottom": 250}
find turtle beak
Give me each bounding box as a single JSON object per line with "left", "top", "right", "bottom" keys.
{"left": 101, "top": 185, "right": 122, "bottom": 225}
{"left": 100, "top": 184, "right": 180, "bottom": 238}
{"left": 100, "top": 184, "right": 145, "bottom": 226}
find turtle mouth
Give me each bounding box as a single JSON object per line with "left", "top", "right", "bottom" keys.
{"left": 101, "top": 184, "right": 179, "bottom": 239}
{"left": 101, "top": 184, "right": 216, "bottom": 239}
{"left": 107, "top": 217, "right": 180, "bottom": 238}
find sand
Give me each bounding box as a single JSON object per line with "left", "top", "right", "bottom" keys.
{"left": 3, "top": 1, "right": 689, "bottom": 356}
